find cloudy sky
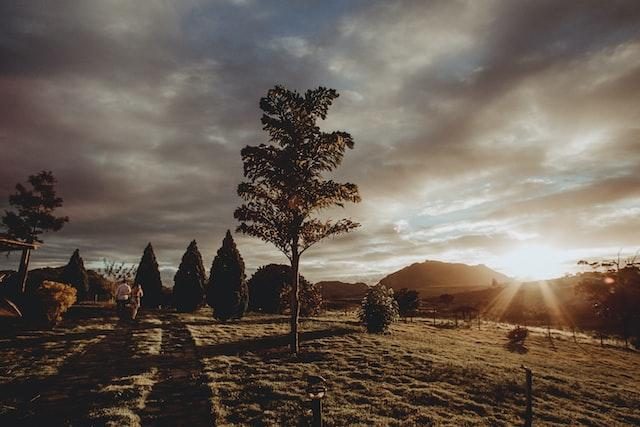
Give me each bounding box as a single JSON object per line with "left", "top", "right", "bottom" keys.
{"left": 1, "top": 0, "right": 639, "bottom": 284}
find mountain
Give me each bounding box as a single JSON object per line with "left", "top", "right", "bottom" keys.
{"left": 379, "top": 260, "right": 510, "bottom": 297}
{"left": 317, "top": 281, "right": 369, "bottom": 301}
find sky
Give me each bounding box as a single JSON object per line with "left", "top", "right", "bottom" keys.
{"left": 1, "top": 0, "right": 639, "bottom": 284}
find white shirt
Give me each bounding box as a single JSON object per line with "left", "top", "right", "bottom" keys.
{"left": 116, "top": 283, "right": 131, "bottom": 301}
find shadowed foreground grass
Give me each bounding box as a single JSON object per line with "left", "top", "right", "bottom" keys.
{"left": 0, "top": 308, "right": 638, "bottom": 426}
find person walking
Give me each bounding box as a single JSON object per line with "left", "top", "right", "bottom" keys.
{"left": 115, "top": 280, "right": 131, "bottom": 318}
{"left": 130, "top": 283, "right": 144, "bottom": 320}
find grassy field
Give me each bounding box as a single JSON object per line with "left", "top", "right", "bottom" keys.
{"left": 0, "top": 307, "right": 638, "bottom": 426}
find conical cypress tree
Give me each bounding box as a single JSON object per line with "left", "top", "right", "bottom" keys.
{"left": 60, "top": 249, "right": 89, "bottom": 301}
{"left": 207, "top": 230, "right": 247, "bottom": 320}
{"left": 134, "top": 243, "right": 163, "bottom": 308}
{"left": 173, "top": 240, "right": 206, "bottom": 312}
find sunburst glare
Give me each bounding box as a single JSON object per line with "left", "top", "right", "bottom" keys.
{"left": 495, "top": 245, "right": 567, "bottom": 280}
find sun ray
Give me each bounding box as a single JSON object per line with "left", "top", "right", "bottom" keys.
{"left": 482, "top": 281, "right": 523, "bottom": 321}
{"left": 537, "top": 280, "right": 575, "bottom": 329}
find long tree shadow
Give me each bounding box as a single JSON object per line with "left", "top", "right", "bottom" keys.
{"left": 197, "top": 326, "right": 357, "bottom": 358}
{"left": 139, "top": 313, "right": 214, "bottom": 426}
{"left": 0, "top": 329, "right": 121, "bottom": 350}
{"left": 504, "top": 341, "right": 528, "bottom": 354}
{"left": 0, "top": 321, "right": 138, "bottom": 425}
{"left": 0, "top": 313, "right": 214, "bottom": 426}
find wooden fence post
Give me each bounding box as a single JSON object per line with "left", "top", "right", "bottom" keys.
{"left": 18, "top": 248, "right": 31, "bottom": 294}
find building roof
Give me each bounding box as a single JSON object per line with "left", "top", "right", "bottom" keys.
{"left": 0, "top": 235, "right": 39, "bottom": 252}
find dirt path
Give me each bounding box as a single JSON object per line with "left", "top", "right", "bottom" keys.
{"left": 0, "top": 311, "right": 215, "bottom": 426}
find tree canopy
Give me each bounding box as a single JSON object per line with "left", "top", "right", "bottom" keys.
{"left": 60, "top": 249, "right": 89, "bottom": 301}
{"left": 235, "top": 86, "right": 360, "bottom": 259}
{"left": 234, "top": 85, "right": 360, "bottom": 353}
{"left": 2, "top": 170, "right": 68, "bottom": 243}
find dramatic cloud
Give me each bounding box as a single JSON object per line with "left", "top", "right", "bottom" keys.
{"left": 1, "top": 0, "right": 639, "bottom": 282}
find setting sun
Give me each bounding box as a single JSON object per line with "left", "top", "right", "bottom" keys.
{"left": 495, "top": 245, "right": 567, "bottom": 280}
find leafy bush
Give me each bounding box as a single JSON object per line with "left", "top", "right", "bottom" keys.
{"left": 298, "top": 279, "right": 323, "bottom": 317}
{"left": 359, "top": 284, "right": 398, "bottom": 333}
{"left": 507, "top": 326, "right": 529, "bottom": 344}
{"left": 247, "top": 264, "right": 323, "bottom": 316}
{"left": 32, "top": 281, "right": 77, "bottom": 326}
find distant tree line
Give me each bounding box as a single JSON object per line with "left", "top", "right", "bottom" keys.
{"left": 578, "top": 256, "right": 640, "bottom": 349}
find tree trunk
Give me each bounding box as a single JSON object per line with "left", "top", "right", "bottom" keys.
{"left": 18, "top": 248, "right": 31, "bottom": 294}
{"left": 290, "top": 251, "right": 300, "bottom": 355}
{"left": 622, "top": 318, "right": 629, "bottom": 349}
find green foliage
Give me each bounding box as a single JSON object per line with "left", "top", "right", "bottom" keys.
{"left": 32, "top": 281, "right": 77, "bottom": 326}
{"left": 394, "top": 288, "right": 420, "bottom": 318}
{"left": 173, "top": 240, "right": 206, "bottom": 312}
{"left": 247, "top": 264, "right": 323, "bottom": 316}
{"left": 235, "top": 86, "right": 361, "bottom": 257}
{"left": 208, "top": 230, "right": 247, "bottom": 321}
{"left": 60, "top": 249, "right": 89, "bottom": 301}
{"left": 134, "top": 243, "right": 163, "bottom": 308}
{"left": 359, "top": 284, "right": 399, "bottom": 333}
{"left": 2, "top": 170, "right": 69, "bottom": 243}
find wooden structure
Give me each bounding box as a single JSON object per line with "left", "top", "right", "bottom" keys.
{"left": 0, "top": 235, "right": 39, "bottom": 294}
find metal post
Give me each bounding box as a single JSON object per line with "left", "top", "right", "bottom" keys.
{"left": 311, "top": 397, "right": 322, "bottom": 427}
{"left": 307, "top": 375, "right": 326, "bottom": 427}
{"left": 521, "top": 365, "right": 532, "bottom": 427}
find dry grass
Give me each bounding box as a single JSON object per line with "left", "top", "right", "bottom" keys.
{"left": 0, "top": 308, "right": 638, "bottom": 426}
{"left": 186, "top": 311, "right": 640, "bottom": 426}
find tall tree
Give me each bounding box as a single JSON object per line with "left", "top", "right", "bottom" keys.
{"left": 60, "top": 249, "right": 89, "bottom": 301}
{"left": 2, "top": 170, "right": 69, "bottom": 243}
{"left": 207, "top": 230, "right": 247, "bottom": 321}
{"left": 134, "top": 243, "right": 163, "bottom": 308}
{"left": 173, "top": 240, "right": 206, "bottom": 312}
{"left": 235, "top": 86, "right": 360, "bottom": 354}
